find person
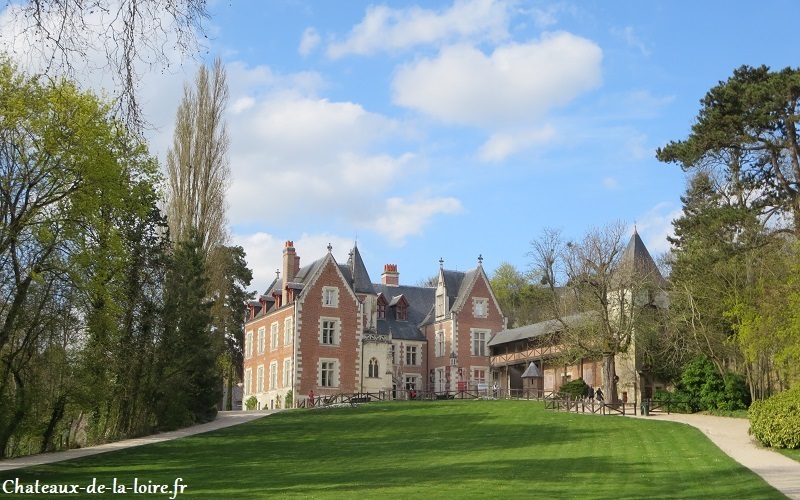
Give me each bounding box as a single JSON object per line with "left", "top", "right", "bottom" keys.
{"left": 309, "top": 390, "right": 315, "bottom": 407}
{"left": 493, "top": 382, "right": 498, "bottom": 398}
{"left": 595, "top": 387, "right": 604, "bottom": 403}
{"left": 588, "top": 386, "right": 595, "bottom": 401}
{"left": 409, "top": 388, "right": 416, "bottom": 399}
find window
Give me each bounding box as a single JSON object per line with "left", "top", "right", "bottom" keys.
{"left": 283, "top": 358, "right": 292, "bottom": 387}
{"left": 435, "top": 331, "right": 445, "bottom": 357}
{"left": 405, "top": 376, "right": 418, "bottom": 392}
{"left": 245, "top": 331, "right": 253, "bottom": 359}
{"left": 270, "top": 361, "right": 278, "bottom": 390}
{"left": 322, "top": 286, "right": 339, "bottom": 307}
{"left": 257, "top": 327, "right": 266, "bottom": 354}
{"left": 320, "top": 318, "right": 339, "bottom": 345}
{"left": 368, "top": 357, "right": 379, "bottom": 378}
{"left": 244, "top": 368, "right": 252, "bottom": 395}
{"left": 284, "top": 317, "right": 293, "bottom": 345}
{"left": 270, "top": 323, "right": 279, "bottom": 350}
{"left": 471, "top": 329, "right": 488, "bottom": 356}
{"left": 473, "top": 369, "right": 487, "bottom": 386}
{"left": 320, "top": 359, "right": 338, "bottom": 388}
{"left": 391, "top": 344, "right": 396, "bottom": 364}
{"left": 473, "top": 298, "right": 488, "bottom": 318}
{"left": 256, "top": 365, "right": 264, "bottom": 393}
{"left": 406, "top": 345, "right": 418, "bottom": 366}
{"left": 377, "top": 296, "right": 386, "bottom": 320}
{"left": 396, "top": 303, "right": 408, "bottom": 321}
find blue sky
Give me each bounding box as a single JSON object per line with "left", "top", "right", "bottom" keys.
{"left": 5, "top": 0, "right": 799, "bottom": 294}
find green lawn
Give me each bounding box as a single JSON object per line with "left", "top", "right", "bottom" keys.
{"left": 0, "top": 401, "right": 784, "bottom": 499}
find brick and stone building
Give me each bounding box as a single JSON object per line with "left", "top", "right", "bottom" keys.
{"left": 242, "top": 241, "right": 506, "bottom": 409}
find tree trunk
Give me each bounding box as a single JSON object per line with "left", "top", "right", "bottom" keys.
{"left": 602, "top": 353, "right": 618, "bottom": 404}
{"left": 40, "top": 394, "right": 67, "bottom": 453}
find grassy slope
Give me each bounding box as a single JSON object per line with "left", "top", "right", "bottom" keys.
{"left": 0, "top": 401, "right": 784, "bottom": 499}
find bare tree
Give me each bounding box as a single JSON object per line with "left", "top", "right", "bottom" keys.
{"left": 1, "top": 0, "right": 210, "bottom": 131}
{"left": 165, "top": 57, "right": 229, "bottom": 253}
{"left": 530, "top": 222, "right": 665, "bottom": 404}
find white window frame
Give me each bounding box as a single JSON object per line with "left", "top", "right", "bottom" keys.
{"left": 284, "top": 317, "right": 293, "bottom": 345}
{"left": 471, "top": 329, "right": 489, "bottom": 357}
{"left": 270, "top": 322, "right": 279, "bottom": 350}
{"left": 319, "top": 317, "right": 340, "bottom": 345}
{"left": 406, "top": 345, "right": 418, "bottom": 366}
{"left": 404, "top": 375, "right": 420, "bottom": 391}
{"left": 436, "top": 293, "right": 445, "bottom": 318}
{"left": 319, "top": 358, "right": 339, "bottom": 388}
{"left": 257, "top": 326, "right": 266, "bottom": 354}
{"left": 368, "top": 357, "right": 379, "bottom": 378}
{"left": 244, "top": 368, "right": 252, "bottom": 395}
{"left": 269, "top": 361, "right": 278, "bottom": 390}
{"left": 256, "top": 365, "right": 264, "bottom": 393}
{"left": 436, "top": 368, "right": 446, "bottom": 392}
{"left": 435, "top": 330, "right": 445, "bottom": 357}
{"left": 245, "top": 331, "right": 253, "bottom": 359}
{"left": 473, "top": 298, "right": 488, "bottom": 318}
{"left": 283, "top": 358, "right": 292, "bottom": 387}
{"left": 322, "top": 286, "right": 339, "bottom": 308}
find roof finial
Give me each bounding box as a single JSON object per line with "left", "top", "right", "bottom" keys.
{"left": 276, "top": 268, "right": 280, "bottom": 279}
{"left": 439, "top": 257, "right": 444, "bottom": 270}
{"left": 478, "top": 254, "right": 483, "bottom": 266}
{"left": 327, "top": 243, "right": 332, "bottom": 253}
{"left": 633, "top": 220, "right": 638, "bottom": 235}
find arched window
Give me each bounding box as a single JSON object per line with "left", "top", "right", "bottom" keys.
{"left": 368, "top": 357, "right": 379, "bottom": 378}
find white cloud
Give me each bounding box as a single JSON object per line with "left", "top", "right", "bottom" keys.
{"left": 299, "top": 27, "right": 321, "bottom": 56}
{"left": 392, "top": 32, "right": 602, "bottom": 128}
{"left": 233, "top": 232, "right": 355, "bottom": 293}
{"left": 612, "top": 26, "right": 650, "bottom": 57}
{"left": 370, "top": 196, "right": 464, "bottom": 246}
{"left": 477, "top": 125, "right": 557, "bottom": 162}
{"left": 635, "top": 202, "right": 681, "bottom": 256}
{"left": 327, "top": 0, "right": 510, "bottom": 58}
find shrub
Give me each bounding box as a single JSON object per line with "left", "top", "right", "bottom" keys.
{"left": 675, "top": 356, "right": 749, "bottom": 411}
{"left": 558, "top": 378, "right": 589, "bottom": 399}
{"left": 245, "top": 396, "right": 258, "bottom": 411}
{"left": 285, "top": 389, "right": 293, "bottom": 408}
{"left": 749, "top": 387, "right": 800, "bottom": 449}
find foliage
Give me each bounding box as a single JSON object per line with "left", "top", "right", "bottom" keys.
{"left": 245, "top": 396, "right": 258, "bottom": 411}
{"left": 490, "top": 262, "right": 551, "bottom": 328}
{"left": 671, "top": 356, "right": 750, "bottom": 412}
{"left": 285, "top": 390, "right": 293, "bottom": 409}
{"left": 749, "top": 387, "right": 800, "bottom": 449}
{"left": 0, "top": 402, "right": 783, "bottom": 499}
{"left": 557, "top": 378, "right": 589, "bottom": 399}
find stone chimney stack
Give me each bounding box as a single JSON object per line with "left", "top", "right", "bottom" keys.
{"left": 382, "top": 264, "right": 399, "bottom": 286}
{"left": 283, "top": 241, "right": 298, "bottom": 303}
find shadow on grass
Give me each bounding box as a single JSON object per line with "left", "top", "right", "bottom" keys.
{"left": 0, "top": 401, "right": 784, "bottom": 499}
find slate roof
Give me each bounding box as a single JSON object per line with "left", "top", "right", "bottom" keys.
{"left": 487, "top": 311, "right": 597, "bottom": 347}
{"left": 374, "top": 283, "right": 435, "bottom": 341}
{"left": 618, "top": 230, "right": 665, "bottom": 285}
{"left": 345, "top": 245, "right": 376, "bottom": 295}
{"left": 521, "top": 362, "right": 542, "bottom": 378}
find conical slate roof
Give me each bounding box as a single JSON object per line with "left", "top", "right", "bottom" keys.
{"left": 619, "top": 230, "right": 664, "bottom": 284}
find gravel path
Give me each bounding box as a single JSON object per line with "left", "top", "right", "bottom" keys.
{"left": 635, "top": 412, "right": 800, "bottom": 499}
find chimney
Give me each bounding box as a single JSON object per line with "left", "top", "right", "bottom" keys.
{"left": 283, "top": 241, "right": 298, "bottom": 303}
{"left": 382, "top": 264, "right": 399, "bottom": 286}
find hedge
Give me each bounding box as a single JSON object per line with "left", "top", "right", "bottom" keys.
{"left": 748, "top": 387, "right": 800, "bottom": 449}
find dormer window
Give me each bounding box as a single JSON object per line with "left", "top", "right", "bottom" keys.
{"left": 396, "top": 302, "right": 407, "bottom": 321}
{"left": 377, "top": 295, "right": 387, "bottom": 320}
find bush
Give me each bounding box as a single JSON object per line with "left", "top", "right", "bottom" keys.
{"left": 285, "top": 389, "right": 293, "bottom": 409}
{"left": 245, "top": 396, "right": 258, "bottom": 411}
{"left": 749, "top": 387, "right": 800, "bottom": 449}
{"left": 558, "top": 378, "right": 589, "bottom": 399}
{"left": 675, "top": 356, "right": 749, "bottom": 411}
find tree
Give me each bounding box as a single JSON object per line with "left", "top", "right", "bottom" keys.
{"left": 490, "top": 262, "right": 550, "bottom": 328}
{"left": 657, "top": 65, "right": 800, "bottom": 237}
{"left": 165, "top": 57, "right": 230, "bottom": 254}
{"left": 530, "top": 222, "right": 665, "bottom": 404}
{"left": 0, "top": 57, "right": 164, "bottom": 456}
{"left": 2, "top": 0, "right": 211, "bottom": 131}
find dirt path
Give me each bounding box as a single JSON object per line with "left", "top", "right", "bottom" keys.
{"left": 636, "top": 412, "right": 800, "bottom": 499}
{"left": 0, "top": 410, "right": 279, "bottom": 473}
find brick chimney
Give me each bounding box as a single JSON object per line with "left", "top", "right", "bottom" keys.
{"left": 382, "top": 264, "right": 399, "bottom": 286}
{"left": 283, "top": 241, "right": 298, "bottom": 303}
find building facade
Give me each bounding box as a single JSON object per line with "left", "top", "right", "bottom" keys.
{"left": 242, "top": 241, "right": 506, "bottom": 409}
